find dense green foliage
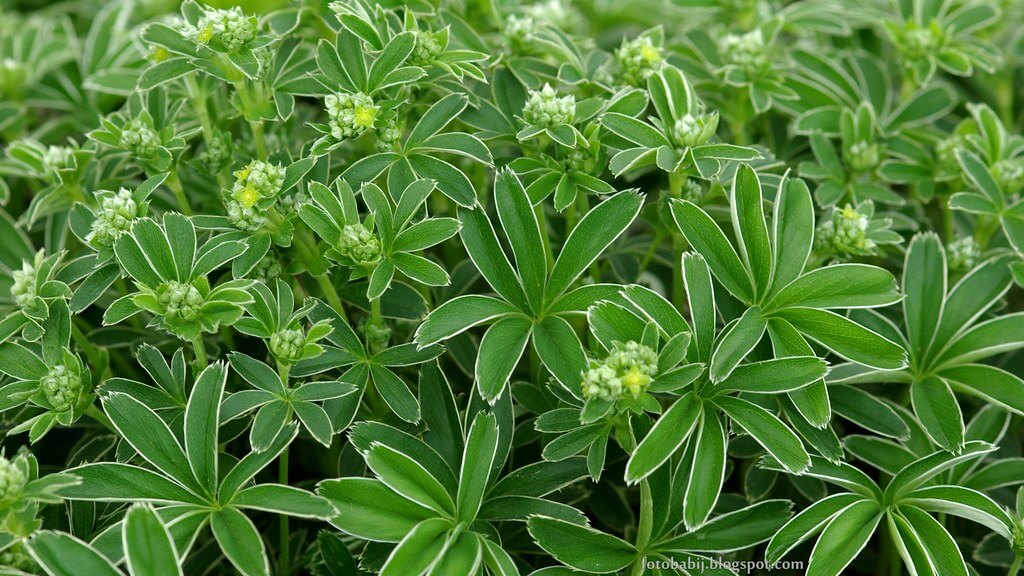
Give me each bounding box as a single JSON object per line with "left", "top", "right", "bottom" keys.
{"left": 0, "top": 0, "right": 1023, "bottom": 574}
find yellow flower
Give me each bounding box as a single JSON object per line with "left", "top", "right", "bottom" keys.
{"left": 354, "top": 105, "right": 377, "bottom": 129}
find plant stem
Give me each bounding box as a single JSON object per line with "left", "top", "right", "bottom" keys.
{"left": 185, "top": 73, "right": 214, "bottom": 142}
{"left": 84, "top": 404, "right": 117, "bottom": 434}
{"left": 1010, "top": 555, "right": 1023, "bottom": 576}
{"left": 166, "top": 169, "right": 192, "bottom": 215}
{"left": 315, "top": 274, "right": 347, "bottom": 320}
{"left": 192, "top": 336, "right": 208, "bottom": 369}
{"left": 278, "top": 445, "right": 290, "bottom": 576}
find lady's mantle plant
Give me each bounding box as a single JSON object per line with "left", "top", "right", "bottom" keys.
{"left": 0, "top": 1, "right": 1023, "bottom": 576}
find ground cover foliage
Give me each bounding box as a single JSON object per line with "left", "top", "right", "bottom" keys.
{"left": 0, "top": 0, "right": 1022, "bottom": 574}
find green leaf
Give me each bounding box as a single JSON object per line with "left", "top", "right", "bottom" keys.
{"left": 458, "top": 207, "right": 531, "bottom": 311}
{"left": 380, "top": 518, "right": 451, "bottom": 576}
{"left": 774, "top": 307, "right": 907, "bottom": 369}
{"left": 730, "top": 164, "right": 773, "bottom": 299}
{"left": 709, "top": 305, "right": 766, "bottom": 382}
{"left": 671, "top": 200, "right": 753, "bottom": 303}
{"left": 717, "top": 356, "right": 828, "bottom": 394}
{"left": 184, "top": 362, "right": 226, "bottom": 495}
{"left": 713, "top": 395, "right": 810, "bottom": 473}
{"left": 910, "top": 376, "right": 964, "bottom": 452}
{"left": 777, "top": 186, "right": 816, "bottom": 280}
{"left": 102, "top": 393, "right": 198, "bottom": 490}
{"left": 457, "top": 412, "right": 499, "bottom": 523}
{"left": 123, "top": 505, "right": 182, "bottom": 576}
{"left": 766, "top": 493, "right": 865, "bottom": 564}
{"left": 767, "top": 264, "right": 900, "bottom": 311}
{"left": 903, "top": 234, "right": 946, "bottom": 363}
{"left": 416, "top": 295, "right": 520, "bottom": 346}
{"left": 626, "top": 393, "right": 701, "bottom": 483}
{"left": 527, "top": 516, "right": 637, "bottom": 573}
{"left": 27, "top": 531, "right": 121, "bottom": 576}
{"left": 366, "top": 443, "right": 455, "bottom": 516}
{"left": 231, "top": 484, "right": 336, "bottom": 518}
{"left": 318, "top": 478, "right": 436, "bottom": 542}
{"left": 547, "top": 190, "right": 644, "bottom": 301}
{"left": 494, "top": 168, "right": 547, "bottom": 312}
{"left": 805, "top": 500, "right": 882, "bottom": 576}
{"left": 898, "top": 506, "right": 968, "bottom": 576}
{"left": 210, "top": 508, "right": 270, "bottom": 576}
{"left": 60, "top": 463, "right": 203, "bottom": 505}
{"left": 532, "top": 315, "right": 587, "bottom": 391}
{"left": 657, "top": 500, "right": 793, "bottom": 553}
{"left": 683, "top": 409, "right": 726, "bottom": 530}
{"left": 600, "top": 112, "right": 670, "bottom": 148}
{"left": 940, "top": 364, "right": 1024, "bottom": 416}
{"left": 476, "top": 317, "right": 532, "bottom": 403}
{"left": 0, "top": 342, "right": 47, "bottom": 380}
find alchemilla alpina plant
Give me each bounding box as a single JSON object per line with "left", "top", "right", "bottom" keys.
{"left": 1, "top": 0, "right": 1024, "bottom": 575}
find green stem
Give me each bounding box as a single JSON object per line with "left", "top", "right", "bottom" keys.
{"left": 278, "top": 445, "right": 290, "bottom": 576}
{"left": 185, "top": 73, "right": 214, "bottom": 142}
{"left": 192, "top": 336, "right": 208, "bottom": 369}
{"left": 315, "top": 274, "right": 347, "bottom": 321}
{"left": 1009, "top": 555, "right": 1023, "bottom": 576}
{"left": 166, "top": 170, "right": 192, "bottom": 216}
{"left": 84, "top": 405, "right": 117, "bottom": 434}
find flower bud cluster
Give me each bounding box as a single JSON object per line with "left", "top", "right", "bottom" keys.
{"left": 670, "top": 113, "right": 718, "bottom": 149}
{"left": 195, "top": 6, "right": 256, "bottom": 53}
{"left": 844, "top": 140, "right": 881, "bottom": 172}
{"left": 0, "top": 456, "right": 25, "bottom": 501}
{"left": 616, "top": 36, "right": 663, "bottom": 86}
{"left": 270, "top": 328, "right": 306, "bottom": 364}
{"left": 10, "top": 258, "right": 38, "bottom": 310}
{"left": 157, "top": 280, "right": 204, "bottom": 323}
{"left": 120, "top": 117, "right": 159, "bottom": 159}
{"left": 411, "top": 30, "right": 444, "bottom": 66}
{"left": 337, "top": 223, "right": 383, "bottom": 267}
{"left": 87, "top": 188, "right": 139, "bottom": 248}
{"left": 41, "top": 145, "right": 75, "bottom": 175}
{"left": 947, "top": 235, "right": 979, "bottom": 272}
{"left": 230, "top": 160, "right": 285, "bottom": 209}
{"left": 524, "top": 84, "right": 575, "bottom": 128}
{"left": 581, "top": 341, "right": 658, "bottom": 401}
{"left": 40, "top": 365, "right": 81, "bottom": 413}
{"left": 195, "top": 132, "right": 232, "bottom": 175}
{"left": 326, "top": 92, "right": 379, "bottom": 140}
{"left": 720, "top": 30, "right": 769, "bottom": 74}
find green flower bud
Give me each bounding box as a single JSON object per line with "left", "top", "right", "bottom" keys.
{"left": 680, "top": 179, "right": 704, "bottom": 203}
{"left": 524, "top": 84, "right": 575, "bottom": 128}
{"left": 897, "top": 22, "right": 942, "bottom": 62}
{"left": 87, "top": 188, "right": 139, "bottom": 248}
{"left": 935, "top": 135, "right": 963, "bottom": 173}
{"left": 525, "top": 0, "right": 574, "bottom": 30}
{"left": 253, "top": 254, "right": 282, "bottom": 283}
{"left": 41, "top": 145, "right": 75, "bottom": 175}
{"left": 0, "top": 457, "right": 26, "bottom": 501}
{"left": 40, "top": 365, "right": 82, "bottom": 413}
{"left": 157, "top": 280, "right": 205, "bottom": 323}
{"left": 581, "top": 341, "right": 658, "bottom": 401}
{"left": 230, "top": 160, "right": 285, "bottom": 209}
{"left": 375, "top": 121, "right": 402, "bottom": 153}
{"left": 813, "top": 220, "right": 836, "bottom": 254}
{"left": 616, "top": 36, "right": 664, "bottom": 86}
{"left": 844, "top": 140, "right": 881, "bottom": 172}
{"left": 670, "top": 112, "right": 718, "bottom": 148}
{"left": 0, "top": 544, "right": 36, "bottom": 573}
{"left": 195, "top": 132, "right": 233, "bottom": 175}
{"left": 337, "top": 223, "right": 383, "bottom": 267}
{"left": 947, "top": 235, "right": 979, "bottom": 273}
{"left": 195, "top": 6, "right": 256, "bottom": 53}
{"left": 226, "top": 198, "right": 267, "bottom": 232}
{"left": 720, "top": 30, "right": 769, "bottom": 74}
{"left": 410, "top": 30, "right": 444, "bottom": 66}
{"left": 10, "top": 258, "right": 38, "bottom": 310}
{"left": 832, "top": 205, "right": 872, "bottom": 253}
{"left": 326, "top": 92, "right": 379, "bottom": 140}
{"left": 504, "top": 15, "right": 538, "bottom": 48}
{"left": 994, "top": 159, "right": 1024, "bottom": 195}
{"left": 120, "top": 117, "right": 159, "bottom": 159}
{"left": 359, "top": 319, "right": 391, "bottom": 352}
{"left": 270, "top": 328, "right": 306, "bottom": 364}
